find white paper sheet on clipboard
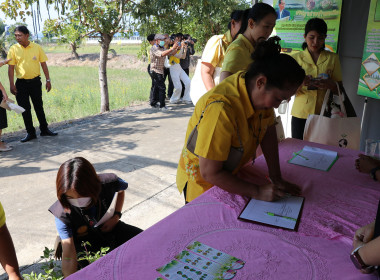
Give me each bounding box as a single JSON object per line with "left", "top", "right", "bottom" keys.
{"left": 94, "top": 192, "right": 118, "bottom": 227}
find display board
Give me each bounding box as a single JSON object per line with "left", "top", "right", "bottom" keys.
{"left": 358, "top": 0, "right": 380, "bottom": 99}
{"left": 269, "top": 0, "right": 342, "bottom": 52}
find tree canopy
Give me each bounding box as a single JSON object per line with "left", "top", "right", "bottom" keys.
{"left": 132, "top": 0, "right": 251, "bottom": 50}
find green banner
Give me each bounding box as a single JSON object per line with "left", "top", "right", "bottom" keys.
{"left": 358, "top": 0, "right": 380, "bottom": 99}
{"left": 271, "top": 0, "right": 342, "bottom": 52}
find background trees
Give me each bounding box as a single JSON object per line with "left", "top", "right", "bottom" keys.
{"left": 0, "top": 0, "right": 251, "bottom": 112}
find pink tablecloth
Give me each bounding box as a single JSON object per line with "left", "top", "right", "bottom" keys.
{"left": 67, "top": 138, "right": 380, "bottom": 280}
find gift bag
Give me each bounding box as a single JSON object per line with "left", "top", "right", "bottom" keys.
{"left": 303, "top": 83, "right": 360, "bottom": 150}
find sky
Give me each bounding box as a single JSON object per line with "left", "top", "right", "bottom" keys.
{"left": 0, "top": 2, "right": 58, "bottom": 34}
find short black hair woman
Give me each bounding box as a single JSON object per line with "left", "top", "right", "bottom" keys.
{"left": 49, "top": 157, "right": 142, "bottom": 277}
{"left": 290, "top": 18, "right": 343, "bottom": 139}
{"left": 176, "top": 37, "right": 305, "bottom": 203}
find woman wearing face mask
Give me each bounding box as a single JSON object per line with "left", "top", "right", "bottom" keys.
{"left": 220, "top": 3, "right": 277, "bottom": 82}
{"left": 290, "top": 18, "right": 342, "bottom": 139}
{"left": 176, "top": 37, "right": 305, "bottom": 203}
{"left": 49, "top": 157, "right": 142, "bottom": 277}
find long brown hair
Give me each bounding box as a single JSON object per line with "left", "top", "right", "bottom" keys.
{"left": 56, "top": 157, "right": 101, "bottom": 209}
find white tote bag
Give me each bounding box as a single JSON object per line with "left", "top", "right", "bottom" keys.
{"left": 190, "top": 38, "right": 223, "bottom": 105}
{"left": 303, "top": 83, "right": 361, "bottom": 150}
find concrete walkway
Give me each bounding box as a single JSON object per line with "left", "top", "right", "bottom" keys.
{"left": 0, "top": 103, "right": 193, "bottom": 278}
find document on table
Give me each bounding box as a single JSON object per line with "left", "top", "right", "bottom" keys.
{"left": 94, "top": 192, "right": 118, "bottom": 227}
{"left": 239, "top": 196, "right": 304, "bottom": 230}
{"left": 288, "top": 145, "right": 338, "bottom": 171}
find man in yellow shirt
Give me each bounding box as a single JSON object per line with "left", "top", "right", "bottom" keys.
{"left": 0, "top": 202, "right": 22, "bottom": 280}
{"left": 8, "top": 26, "right": 57, "bottom": 143}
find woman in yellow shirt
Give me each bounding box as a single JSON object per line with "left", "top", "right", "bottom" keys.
{"left": 176, "top": 37, "right": 305, "bottom": 203}
{"left": 291, "top": 18, "right": 342, "bottom": 139}
{"left": 220, "top": 3, "right": 277, "bottom": 82}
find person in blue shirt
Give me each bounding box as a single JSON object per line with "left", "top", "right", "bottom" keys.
{"left": 276, "top": 0, "right": 291, "bottom": 20}
{"left": 49, "top": 157, "right": 142, "bottom": 277}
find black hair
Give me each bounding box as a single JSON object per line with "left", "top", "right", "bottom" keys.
{"left": 246, "top": 36, "right": 305, "bottom": 90}
{"left": 183, "top": 34, "right": 191, "bottom": 40}
{"left": 302, "top": 18, "right": 327, "bottom": 50}
{"left": 234, "top": 3, "right": 276, "bottom": 40}
{"left": 147, "top": 34, "right": 155, "bottom": 42}
{"left": 176, "top": 33, "right": 184, "bottom": 39}
{"left": 228, "top": 9, "right": 245, "bottom": 30}
{"left": 14, "top": 25, "right": 29, "bottom": 35}
{"left": 278, "top": 0, "right": 285, "bottom": 7}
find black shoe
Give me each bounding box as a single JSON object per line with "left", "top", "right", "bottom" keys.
{"left": 20, "top": 133, "right": 37, "bottom": 143}
{"left": 40, "top": 129, "right": 58, "bottom": 137}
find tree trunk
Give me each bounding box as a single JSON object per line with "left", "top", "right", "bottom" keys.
{"left": 99, "top": 33, "right": 112, "bottom": 113}
{"left": 71, "top": 42, "right": 79, "bottom": 59}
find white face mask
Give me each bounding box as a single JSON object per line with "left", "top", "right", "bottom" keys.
{"left": 68, "top": 197, "right": 92, "bottom": 208}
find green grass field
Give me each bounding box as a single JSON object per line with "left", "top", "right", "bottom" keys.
{"left": 0, "top": 65, "right": 151, "bottom": 134}
{"left": 42, "top": 43, "right": 141, "bottom": 56}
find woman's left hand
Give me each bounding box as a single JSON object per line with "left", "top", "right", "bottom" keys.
{"left": 100, "top": 215, "right": 119, "bottom": 233}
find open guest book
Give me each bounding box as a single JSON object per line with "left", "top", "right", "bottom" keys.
{"left": 239, "top": 196, "right": 304, "bottom": 230}
{"left": 288, "top": 146, "right": 338, "bottom": 171}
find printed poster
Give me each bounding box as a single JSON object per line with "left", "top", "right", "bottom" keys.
{"left": 358, "top": 0, "right": 380, "bottom": 99}
{"left": 267, "top": 0, "right": 342, "bottom": 52}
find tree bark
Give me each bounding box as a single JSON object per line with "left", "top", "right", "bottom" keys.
{"left": 99, "top": 33, "right": 112, "bottom": 113}
{"left": 70, "top": 42, "right": 79, "bottom": 59}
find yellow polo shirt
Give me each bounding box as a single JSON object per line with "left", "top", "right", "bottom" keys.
{"left": 0, "top": 202, "right": 5, "bottom": 228}
{"left": 291, "top": 49, "right": 342, "bottom": 119}
{"left": 7, "top": 42, "right": 48, "bottom": 79}
{"left": 222, "top": 34, "right": 255, "bottom": 74}
{"left": 176, "top": 71, "right": 275, "bottom": 202}
{"left": 201, "top": 31, "right": 233, "bottom": 68}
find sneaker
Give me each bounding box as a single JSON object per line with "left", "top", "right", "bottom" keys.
{"left": 159, "top": 106, "right": 172, "bottom": 111}
{"left": 151, "top": 103, "right": 160, "bottom": 108}
{"left": 182, "top": 100, "right": 193, "bottom": 105}
{"left": 169, "top": 99, "right": 180, "bottom": 104}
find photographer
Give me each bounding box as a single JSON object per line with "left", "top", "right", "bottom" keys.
{"left": 180, "top": 34, "right": 196, "bottom": 100}
{"left": 168, "top": 34, "right": 192, "bottom": 104}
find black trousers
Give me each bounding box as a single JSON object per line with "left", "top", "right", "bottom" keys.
{"left": 151, "top": 71, "right": 166, "bottom": 108}
{"left": 76, "top": 221, "right": 143, "bottom": 269}
{"left": 291, "top": 116, "right": 307, "bottom": 140}
{"left": 16, "top": 77, "right": 48, "bottom": 134}
{"left": 165, "top": 68, "right": 174, "bottom": 98}
{"left": 0, "top": 92, "right": 7, "bottom": 130}
{"left": 148, "top": 64, "right": 158, "bottom": 106}
{"left": 181, "top": 68, "right": 190, "bottom": 98}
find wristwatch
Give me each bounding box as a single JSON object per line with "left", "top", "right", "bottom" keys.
{"left": 114, "top": 211, "right": 122, "bottom": 219}
{"left": 46, "top": 79, "right": 51, "bottom": 82}
{"left": 351, "top": 245, "right": 373, "bottom": 270}
{"left": 370, "top": 166, "right": 380, "bottom": 181}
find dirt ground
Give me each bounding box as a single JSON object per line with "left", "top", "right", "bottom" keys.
{"left": 46, "top": 52, "right": 148, "bottom": 71}
{"left": 46, "top": 52, "right": 199, "bottom": 72}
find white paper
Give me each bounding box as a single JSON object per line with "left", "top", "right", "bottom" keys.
{"left": 8, "top": 101, "right": 25, "bottom": 114}
{"left": 288, "top": 146, "right": 338, "bottom": 171}
{"left": 94, "top": 192, "right": 118, "bottom": 227}
{"left": 239, "top": 196, "right": 304, "bottom": 230}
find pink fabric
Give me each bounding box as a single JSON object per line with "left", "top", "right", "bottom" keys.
{"left": 67, "top": 139, "right": 380, "bottom": 280}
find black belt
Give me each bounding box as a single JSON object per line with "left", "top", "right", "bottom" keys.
{"left": 17, "top": 76, "right": 41, "bottom": 82}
